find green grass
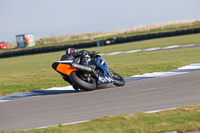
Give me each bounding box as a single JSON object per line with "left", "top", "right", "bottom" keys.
{"left": 88, "top": 33, "right": 200, "bottom": 53}
{"left": 0, "top": 34, "right": 200, "bottom": 95}
{"left": 0, "top": 24, "right": 199, "bottom": 53}
{"left": 103, "top": 47, "right": 200, "bottom": 78}
{"left": 2, "top": 105, "right": 200, "bottom": 133}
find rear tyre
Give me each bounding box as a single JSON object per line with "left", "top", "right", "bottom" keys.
{"left": 69, "top": 71, "right": 96, "bottom": 91}
{"left": 109, "top": 69, "right": 125, "bottom": 86}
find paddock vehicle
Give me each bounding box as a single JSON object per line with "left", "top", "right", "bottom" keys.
{"left": 0, "top": 42, "right": 8, "bottom": 49}
{"left": 52, "top": 50, "right": 125, "bottom": 91}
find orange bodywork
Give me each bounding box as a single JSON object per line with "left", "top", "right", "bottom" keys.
{"left": 56, "top": 64, "right": 77, "bottom": 76}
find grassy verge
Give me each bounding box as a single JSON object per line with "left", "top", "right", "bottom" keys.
{"left": 103, "top": 47, "right": 200, "bottom": 78}
{"left": 0, "top": 34, "right": 200, "bottom": 95}
{"left": 87, "top": 33, "right": 200, "bottom": 53}
{"left": 0, "top": 24, "right": 199, "bottom": 53}
{"left": 1, "top": 105, "right": 200, "bottom": 133}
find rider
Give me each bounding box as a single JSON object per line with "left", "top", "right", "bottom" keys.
{"left": 60, "top": 48, "right": 76, "bottom": 61}
{"left": 60, "top": 48, "right": 97, "bottom": 90}
{"left": 61, "top": 48, "right": 96, "bottom": 65}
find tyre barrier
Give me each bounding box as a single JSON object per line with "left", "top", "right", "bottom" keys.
{"left": 0, "top": 28, "right": 200, "bottom": 58}
{"left": 0, "top": 42, "right": 98, "bottom": 58}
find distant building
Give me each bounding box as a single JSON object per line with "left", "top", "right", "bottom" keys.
{"left": 16, "top": 33, "right": 35, "bottom": 48}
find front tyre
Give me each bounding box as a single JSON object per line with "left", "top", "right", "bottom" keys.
{"left": 69, "top": 71, "right": 96, "bottom": 91}
{"left": 109, "top": 69, "right": 125, "bottom": 86}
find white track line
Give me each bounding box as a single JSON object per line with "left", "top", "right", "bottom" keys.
{"left": 99, "top": 44, "right": 199, "bottom": 56}
{"left": 46, "top": 86, "right": 74, "bottom": 91}
{"left": 145, "top": 108, "right": 177, "bottom": 113}
{"left": 35, "top": 107, "right": 178, "bottom": 129}
{"left": 1, "top": 44, "right": 200, "bottom": 103}
{"left": 0, "top": 100, "right": 10, "bottom": 103}
{"left": 124, "top": 62, "right": 200, "bottom": 82}
{"left": 35, "top": 120, "right": 89, "bottom": 129}
{"left": 142, "top": 47, "right": 161, "bottom": 52}
{"left": 1, "top": 63, "right": 200, "bottom": 103}
{"left": 163, "top": 45, "right": 180, "bottom": 49}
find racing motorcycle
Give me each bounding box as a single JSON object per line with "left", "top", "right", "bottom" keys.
{"left": 52, "top": 50, "right": 125, "bottom": 91}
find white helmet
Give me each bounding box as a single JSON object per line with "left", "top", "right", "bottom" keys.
{"left": 65, "top": 48, "right": 76, "bottom": 55}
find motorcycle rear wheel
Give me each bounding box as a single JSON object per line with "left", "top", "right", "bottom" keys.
{"left": 69, "top": 71, "right": 96, "bottom": 91}
{"left": 109, "top": 69, "right": 125, "bottom": 86}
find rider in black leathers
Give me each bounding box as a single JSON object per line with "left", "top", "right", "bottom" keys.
{"left": 61, "top": 48, "right": 96, "bottom": 65}
{"left": 60, "top": 48, "right": 97, "bottom": 90}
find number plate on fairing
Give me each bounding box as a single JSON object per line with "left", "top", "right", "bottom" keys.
{"left": 98, "top": 75, "right": 114, "bottom": 84}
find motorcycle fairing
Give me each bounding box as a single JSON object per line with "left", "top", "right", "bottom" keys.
{"left": 95, "top": 57, "right": 114, "bottom": 84}
{"left": 98, "top": 75, "right": 114, "bottom": 84}
{"left": 52, "top": 60, "right": 77, "bottom": 76}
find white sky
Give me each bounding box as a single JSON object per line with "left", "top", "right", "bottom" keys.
{"left": 0, "top": 0, "right": 200, "bottom": 41}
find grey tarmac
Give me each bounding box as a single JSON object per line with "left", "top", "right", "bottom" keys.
{"left": 0, "top": 70, "right": 200, "bottom": 131}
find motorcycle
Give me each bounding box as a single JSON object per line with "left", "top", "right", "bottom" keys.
{"left": 52, "top": 50, "right": 125, "bottom": 91}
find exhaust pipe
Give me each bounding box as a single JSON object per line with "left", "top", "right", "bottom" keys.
{"left": 71, "top": 62, "right": 98, "bottom": 78}
{"left": 71, "top": 62, "right": 92, "bottom": 72}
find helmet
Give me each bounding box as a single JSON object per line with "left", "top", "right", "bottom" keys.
{"left": 65, "top": 48, "right": 76, "bottom": 55}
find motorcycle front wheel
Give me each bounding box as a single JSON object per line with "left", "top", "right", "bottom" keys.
{"left": 109, "top": 69, "right": 125, "bottom": 86}
{"left": 69, "top": 71, "right": 96, "bottom": 91}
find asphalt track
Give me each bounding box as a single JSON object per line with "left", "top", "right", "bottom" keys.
{"left": 0, "top": 70, "right": 200, "bottom": 131}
